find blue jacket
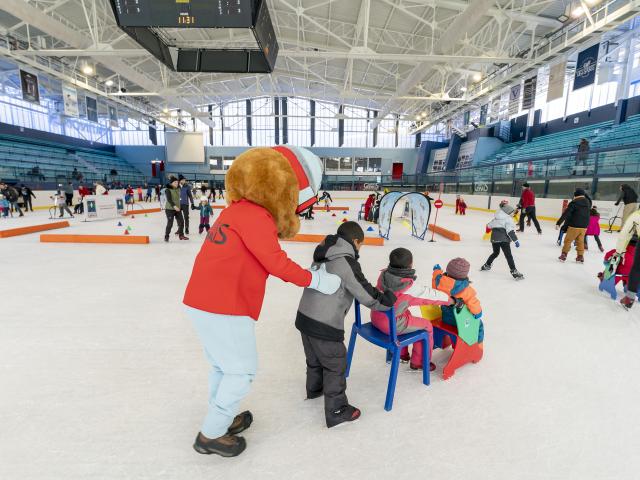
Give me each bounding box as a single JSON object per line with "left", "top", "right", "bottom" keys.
{"left": 180, "top": 184, "right": 194, "bottom": 206}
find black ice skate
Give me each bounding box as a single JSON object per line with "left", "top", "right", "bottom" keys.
{"left": 227, "top": 410, "right": 253, "bottom": 435}
{"left": 511, "top": 269, "right": 524, "bottom": 280}
{"left": 326, "top": 405, "right": 361, "bottom": 428}
{"left": 193, "top": 432, "right": 246, "bottom": 457}
{"left": 164, "top": 235, "right": 169, "bottom": 242}
{"left": 480, "top": 263, "right": 492, "bottom": 271}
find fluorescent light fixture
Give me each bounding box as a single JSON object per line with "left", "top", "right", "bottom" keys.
{"left": 472, "top": 72, "right": 482, "bottom": 82}
{"left": 82, "top": 65, "right": 94, "bottom": 75}
{"left": 415, "top": 115, "right": 421, "bottom": 121}
{"left": 162, "top": 107, "right": 169, "bottom": 114}
{"left": 105, "top": 79, "right": 114, "bottom": 87}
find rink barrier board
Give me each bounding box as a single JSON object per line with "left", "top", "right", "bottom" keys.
{"left": 125, "top": 208, "right": 161, "bottom": 215}
{"left": 285, "top": 233, "right": 384, "bottom": 246}
{"left": 40, "top": 234, "right": 150, "bottom": 244}
{"left": 428, "top": 224, "right": 461, "bottom": 241}
{"left": 442, "top": 203, "right": 621, "bottom": 231}
{"left": 0, "top": 221, "right": 70, "bottom": 238}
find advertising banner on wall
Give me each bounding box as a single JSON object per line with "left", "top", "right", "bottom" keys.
{"left": 508, "top": 84, "right": 521, "bottom": 116}
{"left": 108, "top": 105, "right": 118, "bottom": 127}
{"left": 456, "top": 139, "right": 478, "bottom": 169}
{"left": 547, "top": 61, "right": 566, "bottom": 102}
{"left": 20, "top": 70, "right": 40, "bottom": 104}
{"left": 463, "top": 110, "right": 470, "bottom": 126}
{"left": 62, "top": 84, "right": 79, "bottom": 117}
{"left": 479, "top": 103, "right": 488, "bottom": 125}
{"left": 84, "top": 195, "right": 125, "bottom": 220}
{"left": 429, "top": 148, "right": 448, "bottom": 172}
{"left": 86, "top": 96, "right": 98, "bottom": 122}
{"left": 522, "top": 76, "right": 537, "bottom": 110}
{"left": 489, "top": 97, "right": 500, "bottom": 123}
{"left": 574, "top": 43, "right": 600, "bottom": 90}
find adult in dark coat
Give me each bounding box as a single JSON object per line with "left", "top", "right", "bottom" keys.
{"left": 615, "top": 184, "right": 638, "bottom": 227}
{"left": 556, "top": 188, "right": 592, "bottom": 262}
{"left": 21, "top": 184, "right": 36, "bottom": 212}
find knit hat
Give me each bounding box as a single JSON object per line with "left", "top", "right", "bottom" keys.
{"left": 574, "top": 188, "right": 586, "bottom": 197}
{"left": 501, "top": 204, "right": 515, "bottom": 215}
{"left": 200, "top": 196, "right": 208, "bottom": 203}
{"left": 446, "top": 257, "right": 470, "bottom": 280}
{"left": 271, "top": 146, "right": 323, "bottom": 214}
{"left": 522, "top": 182, "right": 529, "bottom": 188}
{"left": 178, "top": 174, "right": 185, "bottom": 181}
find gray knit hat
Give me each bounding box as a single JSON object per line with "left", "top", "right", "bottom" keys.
{"left": 446, "top": 257, "right": 470, "bottom": 280}
{"left": 501, "top": 204, "right": 515, "bottom": 215}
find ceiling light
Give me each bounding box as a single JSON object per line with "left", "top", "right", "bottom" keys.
{"left": 162, "top": 107, "right": 169, "bottom": 114}
{"left": 585, "top": 0, "right": 600, "bottom": 5}
{"left": 82, "top": 65, "right": 94, "bottom": 76}
{"left": 415, "top": 115, "right": 421, "bottom": 121}
{"left": 472, "top": 73, "right": 482, "bottom": 82}
{"left": 571, "top": 6, "right": 584, "bottom": 17}
{"left": 105, "top": 79, "right": 114, "bottom": 87}
{"left": 420, "top": 112, "right": 427, "bottom": 118}
{"left": 460, "top": 86, "right": 467, "bottom": 92}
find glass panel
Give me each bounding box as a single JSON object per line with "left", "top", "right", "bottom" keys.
{"left": 546, "top": 180, "right": 592, "bottom": 199}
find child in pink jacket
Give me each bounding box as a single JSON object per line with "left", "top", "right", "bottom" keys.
{"left": 585, "top": 206, "right": 603, "bottom": 252}
{"left": 371, "top": 248, "right": 451, "bottom": 371}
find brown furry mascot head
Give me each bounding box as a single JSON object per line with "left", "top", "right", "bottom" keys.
{"left": 225, "top": 147, "right": 322, "bottom": 239}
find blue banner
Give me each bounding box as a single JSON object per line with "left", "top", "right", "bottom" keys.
{"left": 574, "top": 43, "right": 599, "bottom": 90}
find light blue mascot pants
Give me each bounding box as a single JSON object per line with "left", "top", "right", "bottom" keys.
{"left": 186, "top": 307, "right": 257, "bottom": 439}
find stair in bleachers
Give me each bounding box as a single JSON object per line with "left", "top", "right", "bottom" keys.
{"left": 590, "top": 114, "right": 640, "bottom": 149}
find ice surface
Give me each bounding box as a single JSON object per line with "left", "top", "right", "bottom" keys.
{"left": 2, "top": 197, "right": 640, "bottom": 480}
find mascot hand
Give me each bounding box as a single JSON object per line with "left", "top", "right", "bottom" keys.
{"left": 308, "top": 264, "right": 341, "bottom": 295}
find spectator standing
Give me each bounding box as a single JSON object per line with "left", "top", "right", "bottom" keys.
{"left": 21, "top": 184, "right": 36, "bottom": 212}
{"left": 615, "top": 184, "right": 638, "bottom": 227}
{"left": 517, "top": 182, "right": 542, "bottom": 234}
{"left": 145, "top": 184, "right": 153, "bottom": 202}
{"left": 575, "top": 138, "right": 590, "bottom": 174}
{"left": 64, "top": 182, "right": 74, "bottom": 207}
{"left": 178, "top": 175, "right": 195, "bottom": 235}
{"left": 164, "top": 176, "right": 187, "bottom": 242}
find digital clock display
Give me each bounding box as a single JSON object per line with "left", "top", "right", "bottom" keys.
{"left": 111, "top": 0, "right": 254, "bottom": 28}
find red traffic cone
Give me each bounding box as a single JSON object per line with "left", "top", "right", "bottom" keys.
{"left": 131, "top": 215, "right": 135, "bottom": 219}
{"left": 332, "top": 213, "right": 337, "bottom": 217}
{"left": 342, "top": 218, "right": 348, "bottom": 223}
{"left": 124, "top": 230, "right": 130, "bottom": 235}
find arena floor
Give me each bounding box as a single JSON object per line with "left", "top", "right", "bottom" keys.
{"left": 2, "top": 196, "right": 639, "bottom": 480}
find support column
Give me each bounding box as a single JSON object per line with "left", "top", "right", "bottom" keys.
{"left": 208, "top": 104, "right": 213, "bottom": 145}
{"left": 394, "top": 114, "right": 399, "bottom": 147}
{"left": 246, "top": 99, "right": 252, "bottom": 146}
{"left": 282, "top": 97, "right": 288, "bottom": 145}
{"left": 372, "top": 110, "right": 378, "bottom": 147}
{"left": 310, "top": 99, "right": 316, "bottom": 146}
{"left": 274, "top": 97, "right": 280, "bottom": 145}
{"left": 338, "top": 105, "right": 344, "bottom": 147}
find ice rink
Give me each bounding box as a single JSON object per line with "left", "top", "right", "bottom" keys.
{"left": 3, "top": 196, "right": 640, "bottom": 480}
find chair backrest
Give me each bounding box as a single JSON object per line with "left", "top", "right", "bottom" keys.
{"left": 453, "top": 304, "right": 480, "bottom": 346}
{"left": 354, "top": 300, "right": 397, "bottom": 341}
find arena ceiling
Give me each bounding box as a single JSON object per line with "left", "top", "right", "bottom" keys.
{"left": 0, "top": 0, "right": 638, "bottom": 129}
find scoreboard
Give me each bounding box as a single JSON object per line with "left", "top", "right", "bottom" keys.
{"left": 111, "top": 0, "right": 254, "bottom": 28}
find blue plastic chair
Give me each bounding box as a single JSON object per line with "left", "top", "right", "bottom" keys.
{"left": 345, "top": 300, "right": 430, "bottom": 411}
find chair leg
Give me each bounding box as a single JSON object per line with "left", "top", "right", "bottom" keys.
{"left": 385, "top": 348, "right": 400, "bottom": 411}
{"left": 385, "top": 349, "right": 392, "bottom": 363}
{"left": 345, "top": 325, "right": 358, "bottom": 378}
{"left": 422, "top": 338, "right": 430, "bottom": 386}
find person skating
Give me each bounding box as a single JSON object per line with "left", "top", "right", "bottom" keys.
{"left": 54, "top": 191, "right": 74, "bottom": 218}
{"left": 556, "top": 189, "right": 591, "bottom": 263}
{"left": 178, "top": 175, "right": 194, "bottom": 235}
{"left": 517, "top": 182, "right": 542, "bottom": 234}
{"left": 481, "top": 202, "right": 524, "bottom": 280}
{"left": 585, "top": 206, "right": 604, "bottom": 252}
{"left": 21, "top": 184, "right": 35, "bottom": 212}
{"left": 194, "top": 196, "right": 213, "bottom": 234}
{"left": 164, "top": 176, "right": 187, "bottom": 242}
{"left": 613, "top": 209, "right": 640, "bottom": 309}
{"left": 614, "top": 184, "right": 638, "bottom": 227}
{"left": 64, "top": 182, "right": 74, "bottom": 207}
{"left": 295, "top": 222, "right": 396, "bottom": 428}
{"left": 0, "top": 183, "right": 23, "bottom": 217}
{"left": 183, "top": 147, "right": 339, "bottom": 457}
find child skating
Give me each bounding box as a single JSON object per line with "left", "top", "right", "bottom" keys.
{"left": 585, "top": 206, "right": 604, "bottom": 252}
{"left": 194, "top": 196, "right": 213, "bottom": 234}
{"left": 371, "top": 248, "right": 451, "bottom": 371}
{"left": 481, "top": 202, "right": 524, "bottom": 280}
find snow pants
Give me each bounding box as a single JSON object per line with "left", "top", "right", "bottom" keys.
{"left": 186, "top": 307, "right": 257, "bottom": 439}
{"left": 562, "top": 227, "right": 586, "bottom": 256}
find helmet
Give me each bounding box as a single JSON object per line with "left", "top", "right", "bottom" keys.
{"left": 272, "top": 146, "right": 322, "bottom": 214}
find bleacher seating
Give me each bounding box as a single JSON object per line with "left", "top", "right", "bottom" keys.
{"left": 590, "top": 114, "right": 640, "bottom": 150}
{"left": 0, "top": 136, "right": 145, "bottom": 185}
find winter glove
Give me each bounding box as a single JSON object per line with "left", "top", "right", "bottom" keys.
{"left": 515, "top": 241, "right": 520, "bottom": 248}
{"left": 308, "top": 263, "right": 341, "bottom": 295}
{"left": 433, "top": 264, "right": 441, "bottom": 271}
{"left": 555, "top": 224, "right": 560, "bottom": 230}
{"left": 473, "top": 312, "right": 483, "bottom": 320}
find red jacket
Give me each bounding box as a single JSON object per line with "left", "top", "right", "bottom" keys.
{"left": 183, "top": 200, "right": 312, "bottom": 320}
{"left": 520, "top": 189, "right": 535, "bottom": 209}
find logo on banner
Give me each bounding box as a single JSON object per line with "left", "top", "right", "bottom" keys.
{"left": 574, "top": 43, "right": 599, "bottom": 90}
{"left": 474, "top": 182, "right": 489, "bottom": 192}
{"left": 20, "top": 70, "right": 40, "bottom": 104}
{"left": 62, "top": 84, "right": 79, "bottom": 117}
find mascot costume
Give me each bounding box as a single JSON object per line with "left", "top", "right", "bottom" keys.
{"left": 183, "top": 146, "right": 340, "bottom": 457}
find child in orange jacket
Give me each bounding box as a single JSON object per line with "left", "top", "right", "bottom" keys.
{"left": 432, "top": 257, "right": 483, "bottom": 342}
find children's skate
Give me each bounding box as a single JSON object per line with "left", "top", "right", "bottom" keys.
{"left": 326, "top": 404, "right": 361, "bottom": 428}
{"left": 620, "top": 295, "right": 635, "bottom": 310}
{"left": 558, "top": 252, "right": 567, "bottom": 262}
{"left": 480, "top": 263, "right": 492, "bottom": 271}
{"left": 576, "top": 255, "right": 584, "bottom": 263}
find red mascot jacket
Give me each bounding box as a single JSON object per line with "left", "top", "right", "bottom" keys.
{"left": 183, "top": 199, "right": 312, "bottom": 320}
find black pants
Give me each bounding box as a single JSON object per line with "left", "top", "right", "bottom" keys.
{"left": 300, "top": 333, "right": 348, "bottom": 417}
{"left": 584, "top": 235, "right": 602, "bottom": 250}
{"left": 486, "top": 242, "right": 516, "bottom": 271}
{"left": 65, "top": 193, "right": 73, "bottom": 206}
{"left": 180, "top": 204, "right": 190, "bottom": 233}
{"left": 165, "top": 209, "right": 184, "bottom": 237}
{"left": 519, "top": 206, "right": 541, "bottom": 232}
{"left": 23, "top": 196, "right": 33, "bottom": 211}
